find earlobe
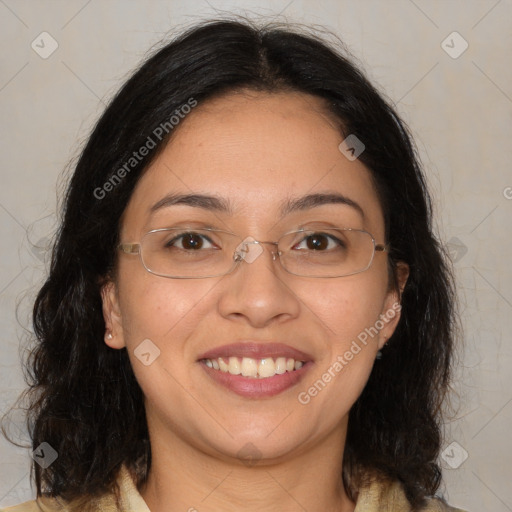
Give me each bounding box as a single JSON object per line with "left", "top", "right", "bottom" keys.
{"left": 100, "top": 280, "right": 126, "bottom": 349}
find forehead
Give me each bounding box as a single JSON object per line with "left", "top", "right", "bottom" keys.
{"left": 121, "top": 90, "right": 384, "bottom": 236}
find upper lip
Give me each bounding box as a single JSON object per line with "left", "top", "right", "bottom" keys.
{"left": 197, "top": 342, "right": 313, "bottom": 362}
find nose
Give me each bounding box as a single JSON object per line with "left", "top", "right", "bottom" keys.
{"left": 217, "top": 240, "right": 300, "bottom": 329}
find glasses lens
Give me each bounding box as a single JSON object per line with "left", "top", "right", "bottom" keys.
{"left": 278, "top": 228, "right": 376, "bottom": 277}
{"left": 140, "top": 228, "right": 239, "bottom": 278}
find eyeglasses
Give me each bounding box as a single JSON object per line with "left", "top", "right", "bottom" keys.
{"left": 118, "top": 226, "right": 388, "bottom": 279}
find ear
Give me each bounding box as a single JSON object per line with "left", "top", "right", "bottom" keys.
{"left": 100, "top": 280, "right": 126, "bottom": 349}
{"left": 377, "top": 261, "right": 409, "bottom": 349}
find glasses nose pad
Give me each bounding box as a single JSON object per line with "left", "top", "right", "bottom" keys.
{"left": 233, "top": 237, "right": 264, "bottom": 264}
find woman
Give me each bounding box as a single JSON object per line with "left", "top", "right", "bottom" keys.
{"left": 2, "top": 19, "right": 464, "bottom": 512}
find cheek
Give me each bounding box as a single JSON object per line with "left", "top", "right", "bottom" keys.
{"left": 116, "top": 275, "right": 214, "bottom": 410}
{"left": 116, "top": 273, "right": 220, "bottom": 400}
{"left": 118, "top": 269, "right": 210, "bottom": 342}
{"left": 304, "top": 270, "right": 389, "bottom": 347}
{"left": 296, "top": 270, "right": 389, "bottom": 405}
{"left": 294, "top": 278, "right": 387, "bottom": 427}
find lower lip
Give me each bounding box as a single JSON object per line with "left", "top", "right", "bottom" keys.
{"left": 200, "top": 362, "right": 313, "bottom": 398}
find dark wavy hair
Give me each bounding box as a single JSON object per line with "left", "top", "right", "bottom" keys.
{"left": 10, "top": 18, "right": 456, "bottom": 511}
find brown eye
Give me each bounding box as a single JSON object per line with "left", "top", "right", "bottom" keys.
{"left": 180, "top": 233, "right": 204, "bottom": 250}
{"left": 165, "top": 232, "right": 215, "bottom": 250}
{"left": 294, "top": 233, "right": 343, "bottom": 251}
{"left": 305, "top": 234, "right": 329, "bottom": 250}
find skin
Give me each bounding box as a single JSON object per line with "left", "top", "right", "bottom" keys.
{"left": 102, "top": 90, "right": 409, "bottom": 512}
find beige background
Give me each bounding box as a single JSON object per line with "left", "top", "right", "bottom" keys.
{"left": 1, "top": 0, "right": 511, "bottom": 510}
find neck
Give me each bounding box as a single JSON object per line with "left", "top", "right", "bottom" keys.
{"left": 139, "top": 424, "right": 355, "bottom": 512}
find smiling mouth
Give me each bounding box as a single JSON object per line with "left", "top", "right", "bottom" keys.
{"left": 200, "top": 356, "right": 305, "bottom": 379}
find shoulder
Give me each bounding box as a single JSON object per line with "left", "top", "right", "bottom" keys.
{"left": 355, "top": 478, "right": 467, "bottom": 512}
{"left": 0, "top": 466, "right": 149, "bottom": 512}
{"left": 0, "top": 493, "right": 123, "bottom": 512}
{"left": 0, "top": 497, "right": 62, "bottom": 512}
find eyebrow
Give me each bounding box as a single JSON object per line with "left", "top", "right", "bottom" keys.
{"left": 280, "top": 193, "right": 364, "bottom": 219}
{"left": 149, "top": 192, "right": 364, "bottom": 219}
{"left": 149, "top": 193, "right": 232, "bottom": 214}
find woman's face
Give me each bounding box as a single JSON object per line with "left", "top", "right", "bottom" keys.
{"left": 103, "top": 90, "right": 406, "bottom": 463}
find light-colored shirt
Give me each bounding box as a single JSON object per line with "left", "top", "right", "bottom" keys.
{"left": 1, "top": 466, "right": 466, "bottom": 512}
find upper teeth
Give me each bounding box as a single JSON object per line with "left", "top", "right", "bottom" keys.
{"left": 203, "top": 356, "right": 304, "bottom": 379}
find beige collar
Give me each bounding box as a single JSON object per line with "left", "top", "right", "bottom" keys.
{"left": 3, "top": 464, "right": 464, "bottom": 512}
